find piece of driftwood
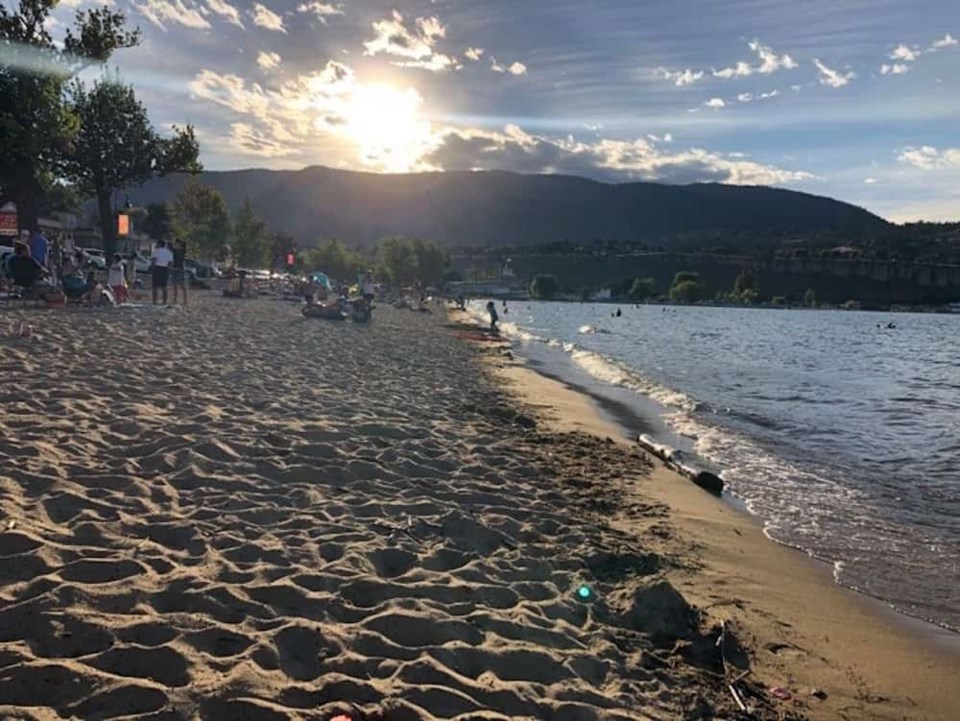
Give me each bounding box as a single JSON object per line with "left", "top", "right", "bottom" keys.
{"left": 637, "top": 434, "right": 725, "bottom": 496}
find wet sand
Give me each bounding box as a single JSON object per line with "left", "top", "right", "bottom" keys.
{"left": 0, "top": 294, "right": 954, "bottom": 720}
{"left": 494, "top": 359, "right": 960, "bottom": 721}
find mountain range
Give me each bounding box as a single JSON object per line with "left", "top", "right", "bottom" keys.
{"left": 127, "top": 166, "right": 893, "bottom": 247}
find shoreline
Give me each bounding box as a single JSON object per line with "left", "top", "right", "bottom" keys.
{"left": 487, "top": 354, "right": 960, "bottom": 721}
{"left": 517, "top": 358, "right": 960, "bottom": 638}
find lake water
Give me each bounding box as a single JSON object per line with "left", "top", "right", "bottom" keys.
{"left": 475, "top": 301, "right": 960, "bottom": 631}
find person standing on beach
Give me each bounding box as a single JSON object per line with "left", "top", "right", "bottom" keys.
{"left": 30, "top": 227, "right": 49, "bottom": 268}
{"left": 108, "top": 253, "right": 128, "bottom": 303}
{"left": 150, "top": 240, "right": 174, "bottom": 305}
{"left": 486, "top": 300, "right": 499, "bottom": 332}
{"left": 170, "top": 238, "right": 188, "bottom": 306}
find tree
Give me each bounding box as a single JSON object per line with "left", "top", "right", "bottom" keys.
{"left": 732, "top": 268, "right": 758, "bottom": 303}
{"left": 0, "top": 0, "right": 140, "bottom": 230}
{"left": 376, "top": 237, "right": 418, "bottom": 285}
{"left": 629, "top": 277, "right": 656, "bottom": 300}
{"left": 173, "top": 179, "right": 229, "bottom": 261}
{"left": 303, "top": 238, "right": 364, "bottom": 282}
{"left": 411, "top": 238, "right": 448, "bottom": 287}
{"left": 231, "top": 198, "right": 269, "bottom": 268}
{"left": 530, "top": 274, "right": 558, "bottom": 299}
{"left": 803, "top": 288, "right": 817, "bottom": 307}
{"left": 669, "top": 271, "right": 702, "bottom": 303}
{"left": 62, "top": 78, "right": 200, "bottom": 258}
{"left": 141, "top": 202, "right": 172, "bottom": 240}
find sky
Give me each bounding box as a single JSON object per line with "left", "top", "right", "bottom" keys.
{"left": 39, "top": 0, "right": 960, "bottom": 222}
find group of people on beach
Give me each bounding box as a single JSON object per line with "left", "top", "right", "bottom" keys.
{"left": 2, "top": 227, "right": 189, "bottom": 307}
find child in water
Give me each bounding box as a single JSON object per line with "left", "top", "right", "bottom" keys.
{"left": 486, "top": 300, "right": 499, "bottom": 332}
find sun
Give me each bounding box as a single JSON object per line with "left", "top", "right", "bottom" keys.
{"left": 341, "top": 84, "right": 434, "bottom": 172}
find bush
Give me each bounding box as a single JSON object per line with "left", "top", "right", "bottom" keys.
{"left": 629, "top": 277, "right": 656, "bottom": 300}
{"left": 530, "top": 274, "right": 558, "bottom": 299}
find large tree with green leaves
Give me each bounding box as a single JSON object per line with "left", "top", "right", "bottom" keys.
{"left": 62, "top": 78, "right": 200, "bottom": 257}
{"left": 173, "top": 179, "right": 230, "bottom": 261}
{"left": 303, "top": 238, "right": 364, "bottom": 282}
{"left": 375, "top": 237, "right": 448, "bottom": 287}
{"left": 231, "top": 198, "right": 269, "bottom": 268}
{"left": 141, "top": 202, "right": 172, "bottom": 241}
{"left": 0, "top": 0, "right": 140, "bottom": 229}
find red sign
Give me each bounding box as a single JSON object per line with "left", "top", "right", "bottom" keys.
{"left": 0, "top": 202, "right": 17, "bottom": 237}
{"left": 117, "top": 214, "right": 130, "bottom": 236}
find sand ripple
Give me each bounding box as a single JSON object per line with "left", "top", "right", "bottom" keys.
{"left": 0, "top": 298, "right": 796, "bottom": 720}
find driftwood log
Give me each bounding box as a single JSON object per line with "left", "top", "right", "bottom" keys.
{"left": 637, "top": 434, "right": 725, "bottom": 496}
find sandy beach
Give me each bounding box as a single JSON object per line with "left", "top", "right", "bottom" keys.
{"left": 0, "top": 294, "right": 957, "bottom": 720}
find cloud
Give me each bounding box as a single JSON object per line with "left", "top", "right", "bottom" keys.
{"left": 491, "top": 58, "right": 527, "bottom": 75}
{"left": 749, "top": 40, "right": 798, "bottom": 74}
{"left": 133, "top": 0, "right": 210, "bottom": 30}
{"left": 188, "top": 62, "right": 437, "bottom": 170}
{"left": 897, "top": 146, "right": 960, "bottom": 170}
{"left": 930, "top": 33, "right": 957, "bottom": 50}
{"left": 423, "top": 125, "right": 814, "bottom": 186}
{"left": 296, "top": 1, "right": 343, "bottom": 22}
{"left": 703, "top": 97, "right": 725, "bottom": 109}
{"left": 647, "top": 133, "right": 673, "bottom": 143}
{"left": 363, "top": 11, "right": 459, "bottom": 72}
{"left": 205, "top": 0, "right": 243, "bottom": 27}
{"left": 889, "top": 44, "right": 920, "bottom": 62}
{"left": 656, "top": 67, "right": 705, "bottom": 86}
{"left": 712, "top": 40, "right": 797, "bottom": 79}
{"left": 229, "top": 122, "right": 292, "bottom": 157}
{"left": 880, "top": 63, "right": 910, "bottom": 75}
{"left": 250, "top": 3, "right": 285, "bottom": 33}
{"left": 464, "top": 47, "right": 484, "bottom": 61}
{"left": 257, "top": 51, "right": 281, "bottom": 70}
{"left": 812, "top": 58, "right": 856, "bottom": 88}
{"left": 864, "top": 178, "right": 878, "bottom": 184}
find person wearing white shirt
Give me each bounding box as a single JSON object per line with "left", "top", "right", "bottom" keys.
{"left": 151, "top": 240, "right": 174, "bottom": 305}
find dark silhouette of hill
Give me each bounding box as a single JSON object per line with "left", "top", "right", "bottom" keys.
{"left": 127, "top": 166, "right": 892, "bottom": 246}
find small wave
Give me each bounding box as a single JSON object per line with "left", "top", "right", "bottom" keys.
{"left": 578, "top": 324, "right": 611, "bottom": 335}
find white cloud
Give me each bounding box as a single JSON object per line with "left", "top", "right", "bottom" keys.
{"left": 206, "top": 0, "right": 243, "bottom": 27}
{"left": 464, "top": 47, "right": 484, "bottom": 61}
{"left": 425, "top": 125, "right": 815, "bottom": 187}
{"left": 491, "top": 58, "right": 527, "bottom": 75}
{"left": 703, "top": 97, "right": 725, "bottom": 109}
{"left": 880, "top": 63, "right": 910, "bottom": 75}
{"left": 647, "top": 133, "right": 673, "bottom": 143}
{"left": 737, "top": 92, "right": 753, "bottom": 103}
{"left": 812, "top": 58, "right": 856, "bottom": 88}
{"left": 749, "top": 40, "right": 798, "bottom": 74}
{"left": 363, "top": 11, "right": 460, "bottom": 72}
{"left": 930, "top": 33, "right": 957, "bottom": 50}
{"left": 133, "top": 0, "right": 210, "bottom": 30}
{"left": 656, "top": 67, "right": 705, "bottom": 86}
{"left": 712, "top": 40, "right": 797, "bottom": 79}
{"left": 889, "top": 44, "right": 920, "bottom": 62}
{"left": 712, "top": 61, "right": 752, "bottom": 79}
{"left": 257, "top": 51, "right": 281, "bottom": 70}
{"left": 897, "top": 146, "right": 960, "bottom": 170}
{"left": 188, "top": 63, "right": 438, "bottom": 170}
{"left": 296, "top": 1, "right": 343, "bottom": 22}
{"left": 864, "top": 178, "right": 878, "bottom": 184}
{"left": 250, "top": 3, "right": 285, "bottom": 33}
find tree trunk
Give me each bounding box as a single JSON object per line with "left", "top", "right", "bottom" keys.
{"left": 98, "top": 190, "right": 117, "bottom": 259}
{"left": 14, "top": 178, "right": 39, "bottom": 234}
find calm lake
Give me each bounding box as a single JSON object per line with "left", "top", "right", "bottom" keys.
{"left": 478, "top": 301, "right": 960, "bottom": 631}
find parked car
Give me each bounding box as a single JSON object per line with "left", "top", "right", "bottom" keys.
{"left": 81, "top": 247, "right": 107, "bottom": 270}
{"left": 130, "top": 252, "right": 151, "bottom": 274}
